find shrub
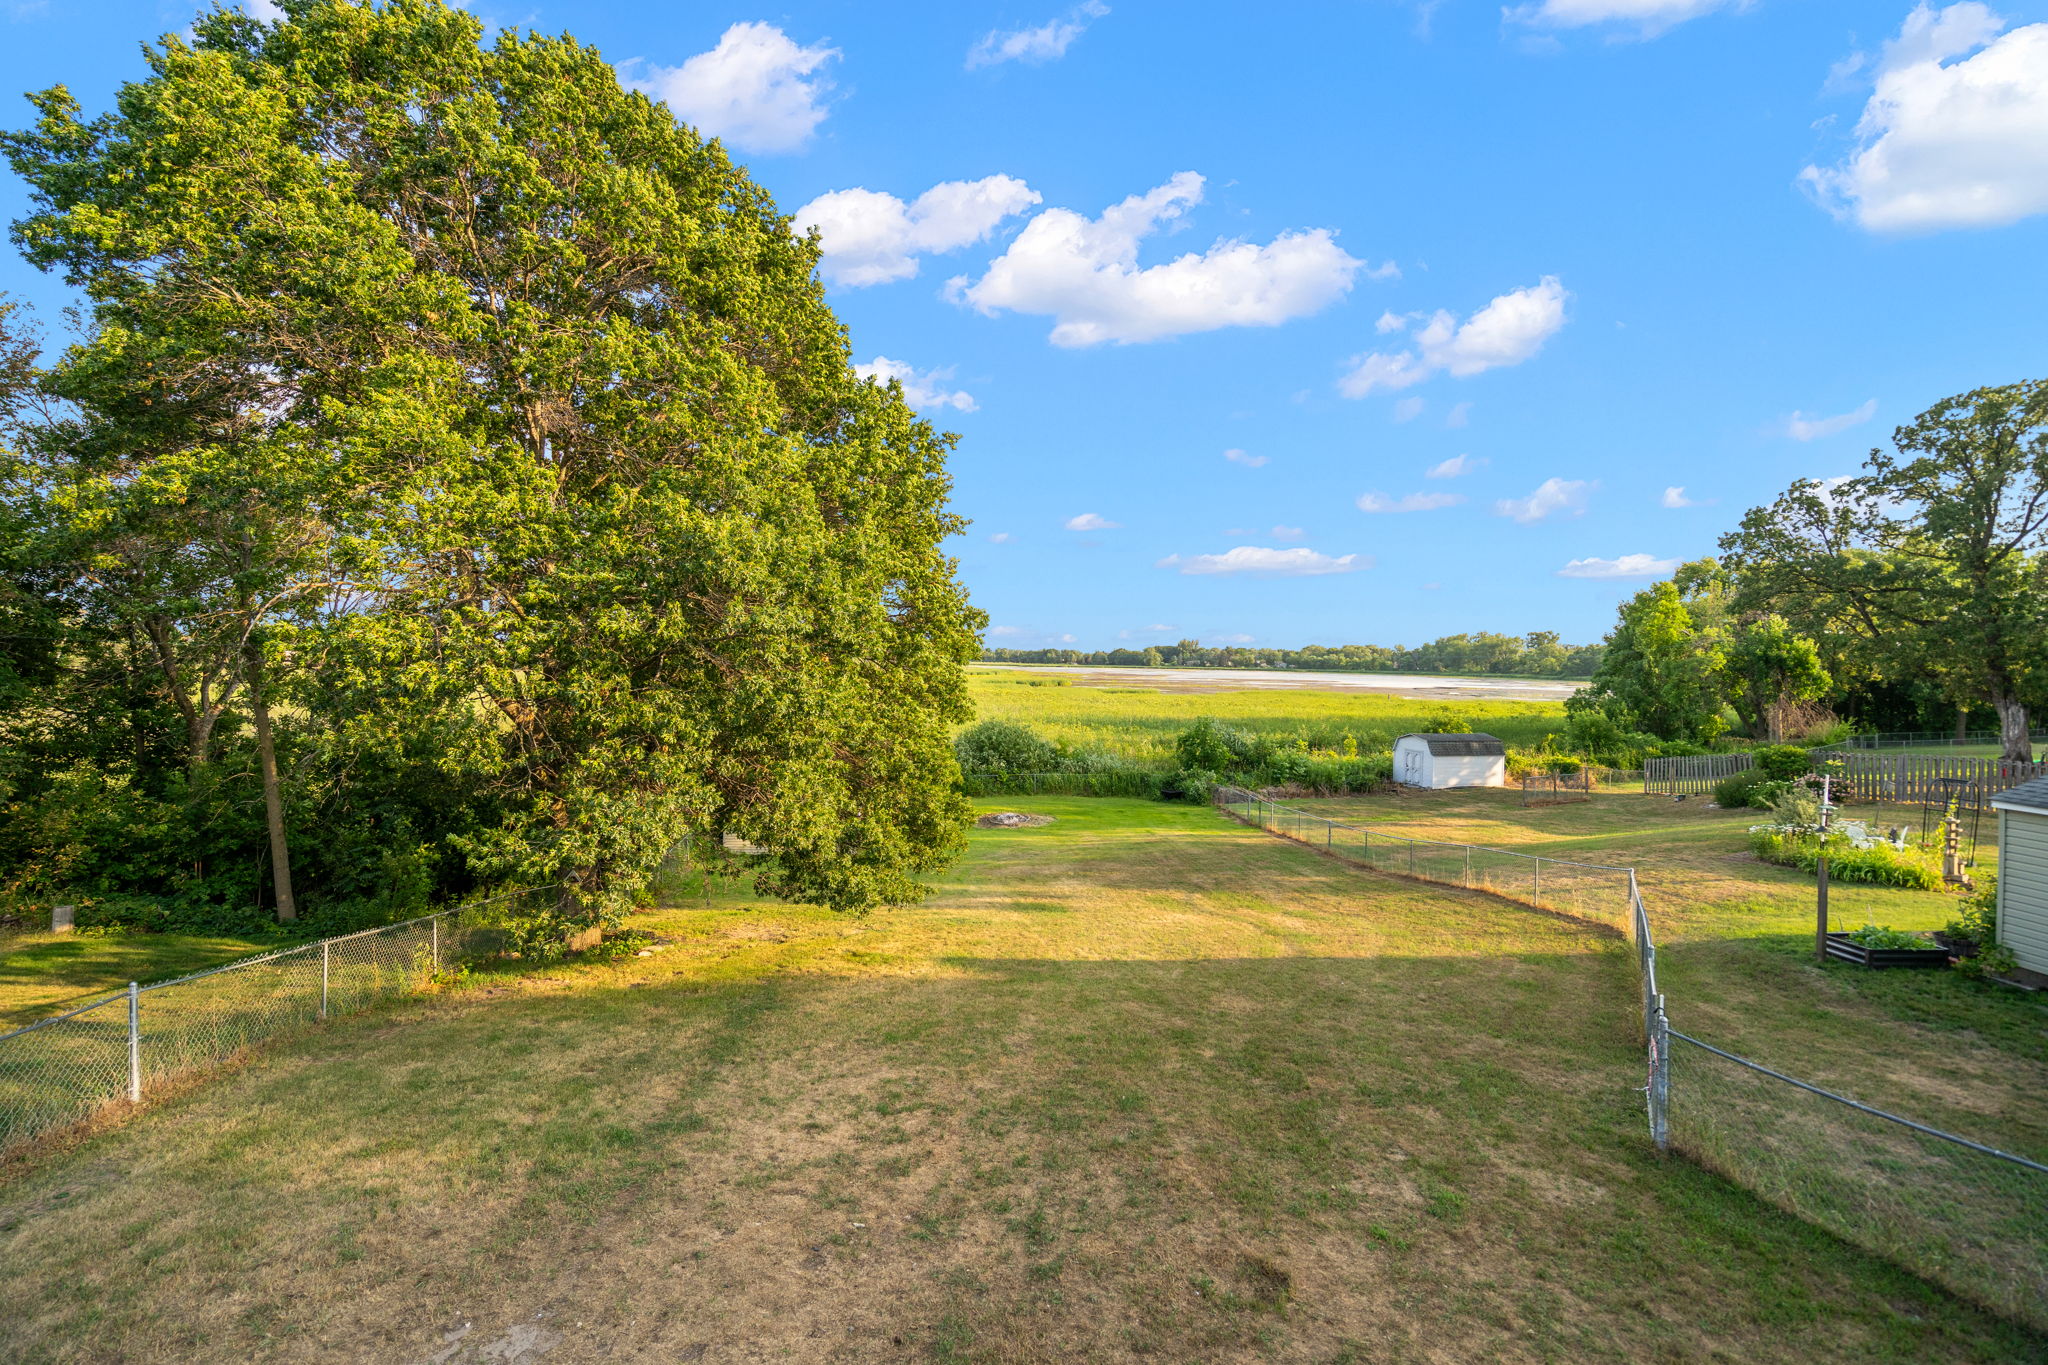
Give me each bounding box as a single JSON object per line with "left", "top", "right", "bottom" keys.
{"left": 1174, "top": 719, "right": 1247, "bottom": 774}
{"left": 1958, "top": 944, "right": 2019, "bottom": 980}
{"left": 1763, "top": 781, "right": 1819, "bottom": 825}
{"left": 1713, "top": 768, "right": 1771, "bottom": 809}
{"left": 1421, "top": 713, "right": 1473, "bottom": 734}
{"left": 955, "top": 720, "right": 1059, "bottom": 774}
{"left": 1847, "top": 924, "right": 1932, "bottom": 950}
{"left": 1946, "top": 876, "right": 1998, "bottom": 947}
{"left": 1748, "top": 829, "right": 1942, "bottom": 889}
{"left": 1751, "top": 745, "right": 1813, "bottom": 782}
{"left": 1163, "top": 768, "right": 1218, "bottom": 804}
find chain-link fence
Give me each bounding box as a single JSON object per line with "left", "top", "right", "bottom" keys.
{"left": 0, "top": 896, "right": 522, "bottom": 1160}
{"left": 1213, "top": 786, "right": 2047, "bottom": 1330}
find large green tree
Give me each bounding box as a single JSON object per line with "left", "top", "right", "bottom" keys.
{"left": 1571, "top": 577, "right": 1726, "bottom": 744}
{"left": 5, "top": 0, "right": 983, "bottom": 918}
{"left": 1721, "top": 382, "right": 2048, "bottom": 760}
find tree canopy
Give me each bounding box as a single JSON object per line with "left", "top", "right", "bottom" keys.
{"left": 0, "top": 0, "right": 983, "bottom": 928}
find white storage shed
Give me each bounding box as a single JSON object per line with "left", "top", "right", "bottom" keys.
{"left": 1393, "top": 733, "right": 1507, "bottom": 790}
{"left": 1989, "top": 775, "right": 2048, "bottom": 976}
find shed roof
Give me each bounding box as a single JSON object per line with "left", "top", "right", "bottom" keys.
{"left": 1991, "top": 775, "right": 2048, "bottom": 815}
{"left": 1396, "top": 732, "right": 1506, "bottom": 757}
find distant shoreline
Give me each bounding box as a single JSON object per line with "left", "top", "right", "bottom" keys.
{"left": 969, "top": 662, "right": 1584, "bottom": 701}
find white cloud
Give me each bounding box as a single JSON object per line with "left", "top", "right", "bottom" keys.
{"left": 1340, "top": 277, "right": 1568, "bottom": 397}
{"left": 968, "top": 1, "right": 1108, "bottom": 68}
{"left": 988, "top": 532, "right": 1013, "bottom": 543}
{"left": 1376, "top": 309, "right": 1410, "bottom": 334}
{"left": 1495, "top": 477, "right": 1592, "bottom": 523}
{"left": 243, "top": 0, "right": 285, "bottom": 18}
{"left": 1271, "top": 525, "right": 1306, "bottom": 541}
{"left": 1785, "top": 398, "right": 1878, "bottom": 441}
{"left": 1557, "top": 553, "right": 1682, "bottom": 579}
{"left": 795, "top": 175, "right": 1040, "bottom": 287}
{"left": 1157, "top": 546, "right": 1370, "bottom": 576}
{"left": 1065, "top": 512, "right": 1120, "bottom": 531}
{"left": 987, "top": 625, "right": 1027, "bottom": 637}
{"left": 1426, "top": 453, "right": 1484, "bottom": 479}
{"left": 1803, "top": 6, "right": 2048, "bottom": 232}
{"left": 1393, "top": 396, "right": 1426, "bottom": 423}
{"left": 1661, "top": 486, "right": 1694, "bottom": 508}
{"left": 854, "top": 356, "right": 977, "bottom": 413}
{"left": 631, "top": 23, "right": 837, "bottom": 156}
{"left": 1507, "top": 0, "right": 1744, "bottom": 36}
{"left": 1223, "top": 447, "right": 1269, "bottom": 468}
{"left": 950, "top": 172, "right": 1369, "bottom": 346}
{"left": 1445, "top": 401, "right": 1472, "bottom": 429}
{"left": 1356, "top": 490, "right": 1465, "bottom": 513}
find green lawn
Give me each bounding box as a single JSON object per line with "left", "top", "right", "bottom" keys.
{"left": 0, "top": 926, "right": 289, "bottom": 1029}
{"left": 0, "top": 797, "right": 2039, "bottom": 1363}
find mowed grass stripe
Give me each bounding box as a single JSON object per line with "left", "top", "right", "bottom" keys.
{"left": 0, "top": 798, "right": 2036, "bottom": 1363}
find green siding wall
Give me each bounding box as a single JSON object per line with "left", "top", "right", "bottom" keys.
{"left": 1998, "top": 809, "right": 2048, "bottom": 975}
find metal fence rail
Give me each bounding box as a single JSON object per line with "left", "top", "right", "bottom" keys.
{"left": 1212, "top": 785, "right": 2047, "bottom": 1330}
{"left": 0, "top": 898, "right": 518, "bottom": 1160}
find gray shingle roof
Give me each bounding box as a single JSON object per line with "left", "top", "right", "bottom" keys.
{"left": 1991, "top": 775, "right": 2048, "bottom": 815}
{"left": 1397, "top": 733, "right": 1506, "bottom": 757}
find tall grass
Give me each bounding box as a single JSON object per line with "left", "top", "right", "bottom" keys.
{"left": 965, "top": 673, "right": 1567, "bottom": 765}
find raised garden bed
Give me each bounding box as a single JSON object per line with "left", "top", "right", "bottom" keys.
{"left": 1824, "top": 931, "right": 1951, "bottom": 970}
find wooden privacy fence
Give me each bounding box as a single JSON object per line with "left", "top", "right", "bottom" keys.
{"left": 1645, "top": 752, "right": 1752, "bottom": 796}
{"left": 1819, "top": 751, "right": 2048, "bottom": 806}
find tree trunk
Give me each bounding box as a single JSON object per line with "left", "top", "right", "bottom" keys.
{"left": 1991, "top": 692, "right": 2032, "bottom": 762}
{"left": 245, "top": 642, "right": 297, "bottom": 922}
{"left": 1956, "top": 706, "right": 1969, "bottom": 743}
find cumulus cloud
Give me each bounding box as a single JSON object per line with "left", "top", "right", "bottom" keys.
{"left": 1157, "top": 546, "right": 1370, "bottom": 576}
{"left": 1507, "top": 0, "right": 1745, "bottom": 36}
{"left": 1356, "top": 490, "right": 1465, "bottom": 513}
{"left": 987, "top": 625, "right": 1027, "bottom": 637}
{"left": 1785, "top": 398, "right": 1878, "bottom": 440}
{"left": 795, "top": 175, "right": 1040, "bottom": 287}
{"left": 1557, "top": 553, "right": 1682, "bottom": 579}
{"left": 1496, "top": 477, "right": 1592, "bottom": 523}
{"left": 1445, "top": 401, "right": 1472, "bottom": 428}
{"left": 1393, "top": 396, "right": 1427, "bottom": 423}
{"left": 1804, "top": 5, "right": 2048, "bottom": 232}
{"left": 243, "top": 0, "right": 286, "bottom": 18}
{"left": 949, "top": 172, "right": 1370, "bottom": 346}
{"left": 1064, "top": 512, "right": 1120, "bottom": 531}
{"left": 1427, "top": 453, "right": 1484, "bottom": 479}
{"left": 968, "top": 1, "right": 1108, "bottom": 68}
{"left": 1340, "top": 277, "right": 1568, "bottom": 397}
{"left": 1661, "top": 486, "right": 1694, "bottom": 508}
{"left": 631, "top": 23, "right": 838, "bottom": 155}
{"left": 1223, "top": 448, "right": 1269, "bottom": 468}
{"left": 988, "top": 532, "right": 1013, "bottom": 543}
{"left": 854, "top": 356, "right": 977, "bottom": 413}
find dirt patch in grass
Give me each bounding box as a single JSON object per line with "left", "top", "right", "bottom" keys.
{"left": 974, "top": 812, "right": 1057, "bottom": 830}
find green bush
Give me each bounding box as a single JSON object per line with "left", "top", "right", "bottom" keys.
{"left": 1748, "top": 829, "right": 1943, "bottom": 889}
{"left": 955, "top": 720, "right": 1060, "bottom": 774}
{"left": 1752, "top": 745, "right": 1814, "bottom": 782}
{"left": 1174, "top": 719, "right": 1249, "bottom": 773}
{"left": 1712, "top": 768, "right": 1770, "bottom": 808}
{"left": 1847, "top": 923, "right": 1933, "bottom": 950}
{"left": 1946, "top": 876, "right": 1998, "bottom": 947}
{"left": 1421, "top": 713, "right": 1473, "bottom": 734}
{"left": 1162, "top": 768, "right": 1218, "bottom": 804}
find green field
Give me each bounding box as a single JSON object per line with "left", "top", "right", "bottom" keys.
{"left": 0, "top": 927, "right": 289, "bottom": 1028}
{"left": 2, "top": 796, "right": 2043, "bottom": 1362}
{"left": 964, "top": 672, "right": 1567, "bottom": 764}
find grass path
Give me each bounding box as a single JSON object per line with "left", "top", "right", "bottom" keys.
{"left": 0, "top": 799, "right": 2039, "bottom": 1362}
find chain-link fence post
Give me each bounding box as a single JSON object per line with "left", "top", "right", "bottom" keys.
{"left": 1532, "top": 857, "right": 1540, "bottom": 901}
{"left": 127, "top": 981, "right": 140, "bottom": 1103}
{"left": 1464, "top": 846, "right": 1471, "bottom": 888}
{"left": 1649, "top": 992, "right": 1670, "bottom": 1151}
{"left": 321, "top": 941, "right": 330, "bottom": 1020}
{"left": 432, "top": 916, "right": 441, "bottom": 975}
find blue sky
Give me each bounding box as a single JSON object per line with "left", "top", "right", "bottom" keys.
{"left": 6, "top": 1, "right": 2048, "bottom": 650}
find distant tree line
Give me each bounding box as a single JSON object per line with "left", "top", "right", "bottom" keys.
{"left": 979, "top": 632, "right": 1606, "bottom": 678}
{"left": 1571, "top": 380, "right": 2048, "bottom": 762}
